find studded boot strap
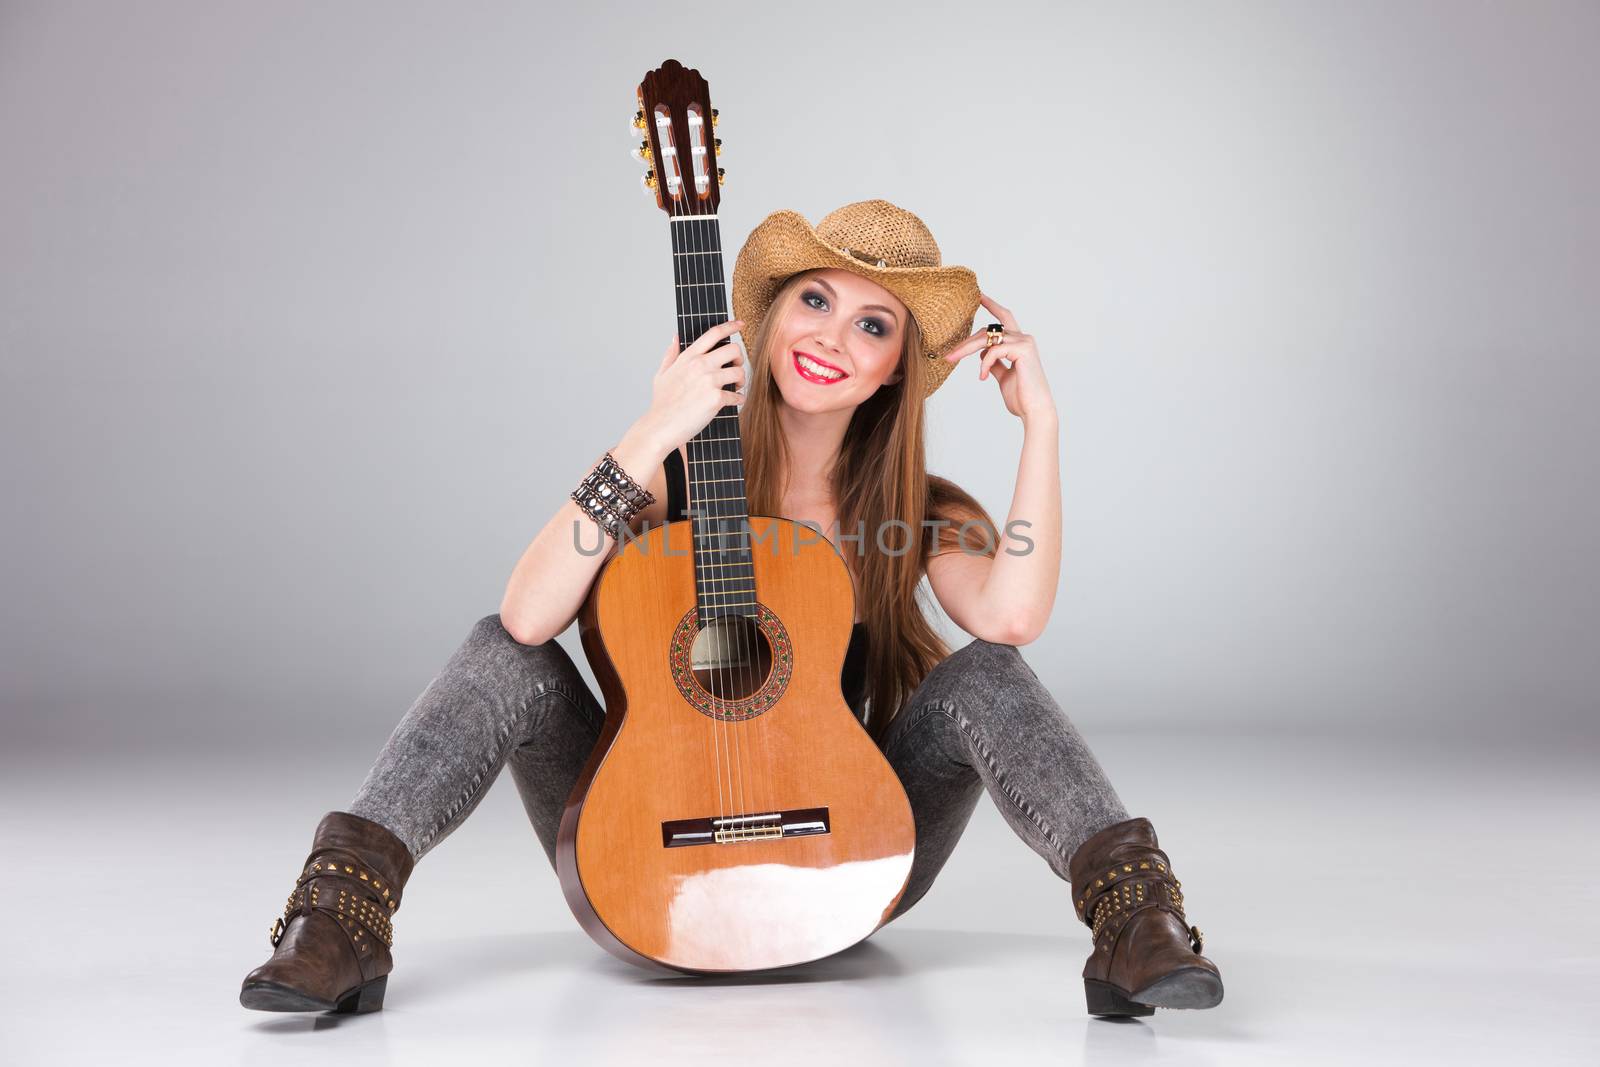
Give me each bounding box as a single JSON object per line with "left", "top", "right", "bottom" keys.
{"left": 1074, "top": 853, "right": 1203, "bottom": 958}
{"left": 269, "top": 849, "right": 400, "bottom": 978}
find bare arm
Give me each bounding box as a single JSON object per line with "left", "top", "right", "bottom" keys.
{"left": 925, "top": 410, "right": 1060, "bottom": 645}
{"left": 925, "top": 294, "right": 1062, "bottom": 645}
{"left": 497, "top": 418, "right": 675, "bottom": 646}
{"left": 498, "top": 318, "right": 748, "bottom": 645}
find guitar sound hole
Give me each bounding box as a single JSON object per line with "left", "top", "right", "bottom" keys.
{"left": 689, "top": 615, "right": 773, "bottom": 702}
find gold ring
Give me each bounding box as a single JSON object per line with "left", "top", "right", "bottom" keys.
{"left": 985, "top": 323, "right": 1005, "bottom": 348}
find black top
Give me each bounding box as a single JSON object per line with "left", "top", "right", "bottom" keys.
{"left": 664, "top": 449, "right": 870, "bottom": 721}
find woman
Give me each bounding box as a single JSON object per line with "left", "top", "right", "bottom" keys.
{"left": 239, "top": 200, "right": 1223, "bottom": 1019}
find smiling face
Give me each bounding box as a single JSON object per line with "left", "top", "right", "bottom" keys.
{"left": 766, "top": 268, "right": 912, "bottom": 414}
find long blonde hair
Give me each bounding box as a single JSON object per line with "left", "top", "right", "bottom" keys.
{"left": 739, "top": 270, "right": 999, "bottom": 745}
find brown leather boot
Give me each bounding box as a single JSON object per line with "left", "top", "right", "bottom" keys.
{"left": 240, "top": 811, "right": 416, "bottom": 1013}
{"left": 1068, "top": 816, "right": 1223, "bottom": 1017}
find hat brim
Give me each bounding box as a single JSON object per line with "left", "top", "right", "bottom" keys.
{"left": 731, "top": 209, "right": 979, "bottom": 398}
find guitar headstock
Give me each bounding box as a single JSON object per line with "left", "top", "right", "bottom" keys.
{"left": 631, "top": 59, "right": 724, "bottom": 216}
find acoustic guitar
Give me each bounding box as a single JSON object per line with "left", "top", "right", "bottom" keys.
{"left": 554, "top": 59, "right": 917, "bottom": 975}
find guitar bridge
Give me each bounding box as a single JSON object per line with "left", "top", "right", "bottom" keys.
{"left": 661, "top": 807, "right": 830, "bottom": 848}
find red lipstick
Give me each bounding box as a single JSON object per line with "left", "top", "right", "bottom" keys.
{"left": 792, "top": 349, "right": 849, "bottom": 385}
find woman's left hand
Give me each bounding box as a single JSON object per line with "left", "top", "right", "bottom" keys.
{"left": 943, "top": 294, "right": 1056, "bottom": 422}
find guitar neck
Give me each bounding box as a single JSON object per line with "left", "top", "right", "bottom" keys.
{"left": 668, "top": 212, "right": 756, "bottom": 621}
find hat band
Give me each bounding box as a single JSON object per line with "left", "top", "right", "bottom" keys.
{"left": 838, "top": 246, "right": 888, "bottom": 269}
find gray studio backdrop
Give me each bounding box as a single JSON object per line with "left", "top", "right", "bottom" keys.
{"left": 3, "top": 1, "right": 1596, "bottom": 752}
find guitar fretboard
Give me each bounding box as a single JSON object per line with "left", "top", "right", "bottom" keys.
{"left": 670, "top": 213, "right": 754, "bottom": 621}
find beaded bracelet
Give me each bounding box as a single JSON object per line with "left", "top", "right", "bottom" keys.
{"left": 570, "top": 450, "right": 656, "bottom": 540}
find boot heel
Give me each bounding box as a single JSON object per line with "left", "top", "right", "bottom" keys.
{"left": 334, "top": 974, "right": 388, "bottom": 1014}
{"left": 1085, "top": 978, "right": 1154, "bottom": 1018}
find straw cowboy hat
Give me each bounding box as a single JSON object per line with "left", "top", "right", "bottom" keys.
{"left": 731, "top": 199, "right": 980, "bottom": 398}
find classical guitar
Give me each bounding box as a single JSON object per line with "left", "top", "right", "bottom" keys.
{"left": 555, "top": 59, "right": 916, "bottom": 974}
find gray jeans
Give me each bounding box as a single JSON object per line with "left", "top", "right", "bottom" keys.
{"left": 348, "top": 614, "right": 1129, "bottom": 922}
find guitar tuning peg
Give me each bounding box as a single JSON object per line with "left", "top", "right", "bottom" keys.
{"left": 632, "top": 109, "right": 647, "bottom": 131}
{"left": 630, "top": 143, "right": 652, "bottom": 164}
{"left": 710, "top": 108, "right": 719, "bottom": 128}
{"left": 713, "top": 138, "right": 723, "bottom": 154}
{"left": 641, "top": 170, "right": 658, "bottom": 193}
{"left": 717, "top": 167, "right": 726, "bottom": 187}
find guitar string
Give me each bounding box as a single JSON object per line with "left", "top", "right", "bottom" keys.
{"left": 678, "top": 172, "right": 740, "bottom": 830}
{"left": 675, "top": 175, "right": 726, "bottom": 831}
{"left": 698, "top": 206, "right": 758, "bottom": 833}
{"left": 697, "top": 204, "right": 756, "bottom": 835}
{"left": 707, "top": 206, "right": 768, "bottom": 833}
{"left": 710, "top": 202, "right": 755, "bottom": 834}
{"left": 688, "top": 195, "right": 736, "bottom": 831}
{"left": 718, "top": 208, "right": 778, "bottom": 835}
{"left": 697, "top": 194, "right": 745, "bottom": 833}
{"left": 669, "top": 145, "right": 727, "bottom": 834}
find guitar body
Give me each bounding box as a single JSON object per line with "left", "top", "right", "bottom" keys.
{"left": 556, "top": 517, "right": 916, "bottom": 974}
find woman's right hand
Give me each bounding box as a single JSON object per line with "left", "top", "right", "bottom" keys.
{"left": 638, "top": 318, "right": 747, "bottom": 451}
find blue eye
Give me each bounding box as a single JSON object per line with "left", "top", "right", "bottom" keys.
{"left": 806, "top": 289, "right": 896, "bottom": 340}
